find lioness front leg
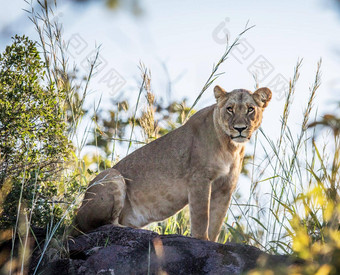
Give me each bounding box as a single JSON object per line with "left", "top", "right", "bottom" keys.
{"left": 188, "top": 180, "right": 212, "bottom": 241}
{"left": 208, "top": 179, "right": 234, "bottom": 242}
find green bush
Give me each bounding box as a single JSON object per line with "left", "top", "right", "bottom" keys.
{"left": 0, "top": 35, "right": 71, "bottom": 228}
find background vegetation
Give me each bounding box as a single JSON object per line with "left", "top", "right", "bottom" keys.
{"left": 0, "top": 1, "right": 339, "bottom": 274}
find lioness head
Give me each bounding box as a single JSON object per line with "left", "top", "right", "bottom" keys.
{"left": 213, "top": 85, "right": 272, "bottom": 143}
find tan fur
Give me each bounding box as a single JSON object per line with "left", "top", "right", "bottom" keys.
{"left": 74, "top": 86, "right": 271, "bottom": 241}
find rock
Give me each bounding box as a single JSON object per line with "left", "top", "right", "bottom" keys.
{"left": 33, "top": 225, "right": 300, "bottom": 275}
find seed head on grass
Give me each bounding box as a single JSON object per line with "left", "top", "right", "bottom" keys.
{"left": 139, "top": 79, "right": 160, "bottom": 143}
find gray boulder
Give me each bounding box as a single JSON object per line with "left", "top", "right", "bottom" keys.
{"left": 35, "top": 225, "right": 300, "bottom": 275}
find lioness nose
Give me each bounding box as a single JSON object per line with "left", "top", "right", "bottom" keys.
{"left": 234, "top": 126, "right": 247, "bottom": 133}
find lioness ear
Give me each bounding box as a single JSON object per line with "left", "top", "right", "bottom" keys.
{"left": 253, "top": 87, "right": 272, "bottom": 108}
{"left": 214, "top": 85, "right": 227, "bottom": 102}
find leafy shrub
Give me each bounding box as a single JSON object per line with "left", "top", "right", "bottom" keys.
{"left": 0, "top": 35, "right": 71, "bottom": 228}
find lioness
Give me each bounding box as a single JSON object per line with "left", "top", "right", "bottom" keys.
{"left": 74, "top": 85, "right": 271, "bottom": 241}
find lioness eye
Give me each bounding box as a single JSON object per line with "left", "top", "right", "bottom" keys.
{"left": 248, "top": 107, "right": 254, "bottom": 113}
{"left": 226, "top": 107, "right": 233, "bottom": 113}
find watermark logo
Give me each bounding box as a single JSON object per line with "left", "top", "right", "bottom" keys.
{"left": 80, "top": 49, "right": 108, "bottom": 75}
{"left": 99, "top": 68, "right": 126, "bottom": 95}
{"left": 66, "top": 33, "right": 126, "bottom": 96}
{"left": 212, "top": 17, "right": 231, "bottom": 44}
{"left": 230, "top": 38, "right": 255, "bottom": 64}
{"left": 212, "top": 18, "right": 289, "bottom": 100}
{"left": 68, "top": 33, "right": 88, "bottom": 58}
{"left": 247, "top": 55, "right": 274, "bottom": 82}
{"left": 267, "top": 74, "right": 289, "bottom": 101}
{"left": 50, "top": 11, "right": 64, "bottom": 25}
